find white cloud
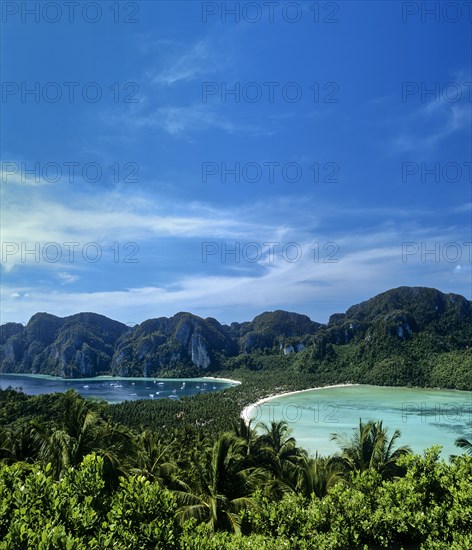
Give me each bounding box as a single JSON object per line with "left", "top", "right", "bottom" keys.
{"left": 0, "top": 163, "right": 57, "bottom": 187}
{"left": 150, "top": 40, "right": 220, "bottom": 86}
{"left": 0, "top": 188, "right": 288, "bottom": 272}
{"left": 58, "top": 272, "right": 79, "bottom": 284}
{"left": 1, "top": 221, "right": 470, "bottom": 325}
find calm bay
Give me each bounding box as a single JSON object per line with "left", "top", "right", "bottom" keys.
{"left": 247, "top": 384, "right": 472, "bottom": 457}
{"left": 0, "top": 373, "right": 238, "bottom": 404}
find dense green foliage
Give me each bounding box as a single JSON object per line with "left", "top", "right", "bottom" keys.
{"left": 0, "top": 388, "right": 471, "bottom": 548}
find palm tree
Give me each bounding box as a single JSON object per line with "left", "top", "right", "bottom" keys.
{"left": 454, "top": 424, "right": 472, "bottom": 456}
{"left": 449, "top": 423, "right": 472, "bottom": 459}
{"left": 134, "top": 430, "right": 186, "bottom": 490}
{"left": 257, "top": 420, "right": 306, "bottom": 465}
{"left": 232, "top": 418, "right": 258, "bottom": 456}
{"left": 254, "top": 420, "right": 306, "bottom": 497}
{"left": 0, "top": 421, "right": 42, "bottom": 465}
{"left": 295, "top": 453, "right": 342, "bottom": 499}
{"left": 331, "top": 419, "right": 411, "bottom": 480}
{"left": 37, "top": 394, "right": 135, "bottom": 485}
{"left": 175, "top": 432, "right": 266, "bottom": 533}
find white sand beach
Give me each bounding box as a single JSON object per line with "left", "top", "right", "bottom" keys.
{"left": 203, "top": 376, "right": 242, "bottom": 385}
{"left": 241, "top": 383, "right": 359, "bottom": 425}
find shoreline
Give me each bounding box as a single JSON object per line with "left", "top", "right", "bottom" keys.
{"left": 203, "top": 375, "right": 242, "bottom": 386}
{"left": 0, "top": 372, "right": 242, "bottom": 385}
{"left": 240, "top": 383, "right": 359, "bottom": 426}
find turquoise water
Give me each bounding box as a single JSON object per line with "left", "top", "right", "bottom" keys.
{"left": 0, "top": 373, "right": 236, "bottom": 404}
{"left": 248, "top": 385, "right": 472, "bottom": 457}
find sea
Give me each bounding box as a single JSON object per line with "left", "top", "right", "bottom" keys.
{"left": 0, "top": 373, "right": 236, "bottom": 404}
{"left": 247, "top": 384, "right": 472, "bottom": 457}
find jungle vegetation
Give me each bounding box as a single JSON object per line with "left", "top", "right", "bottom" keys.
{"left": 0, "top": 388, "right": 471, "bottom": 549}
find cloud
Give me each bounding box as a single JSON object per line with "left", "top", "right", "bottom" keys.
{"left": 103, "top": 33, "right": 277, "bottom": 139}
{"left": 1, "top": 192, "right": 276, "bottom": 243}
{"left": 0, "top": 187, "right": 289, "bottom": 272}
{"left": 453, "top": 265, "right": 471, "bottom": 273}
{"left": 123, "top": 103, "right": 271, "bottom": 138}
{"left": 453, "top": 202, "right": 472, "bottom": 213}
{"left": 2, "top": 152, "right": 470, "bottom": 323}
{"left": 0, "top": 162, "right": 57, "bottom": 187}
{"left": 377, "top": 80, "right": 472, "bottom": 156}
{"left": 1, "top": 217, "right": 470, "bottom": 325}
{"left": 150, "top": 40, "right": 220, "bottom": 86}
{"left": 58, "top": 272, "right": 79, "bottom": 284}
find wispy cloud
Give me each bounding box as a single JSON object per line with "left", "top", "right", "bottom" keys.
{"left": 103, "top": 32, "right": 277, "bottom": 139}
{"left": 1, "top": 194, "right": 470, "bottom": 324}
{"left": 149, "top": 40, "right": 220, "bottom": 86}
{"left": 1, "top": 228, "right": 469, "bottom": 325}
{"left": 129, "top": 104, "right": 270, "bottom": 137}
{"left": 0, "top": 188, "right": 287, "bottom": 272}
{"left": 390, "top": 81, "right": 471, "bottom": 156}
{"left": 0, "top": 162, "right": 56, "bottom": 187}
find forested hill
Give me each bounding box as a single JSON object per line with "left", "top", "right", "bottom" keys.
{"left": 1, "top": 286, "right": 471, "bottom": 388}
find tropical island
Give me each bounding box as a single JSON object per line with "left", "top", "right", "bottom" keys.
{"left": 1, "top": 286, "right": 471, "bottom": 389}
{"left": 0, "top": 286, "right": 471, "bottom": 548}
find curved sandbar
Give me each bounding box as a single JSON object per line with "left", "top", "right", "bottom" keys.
{"left": 241, "top": 383, "right": 359, "bottom": 425}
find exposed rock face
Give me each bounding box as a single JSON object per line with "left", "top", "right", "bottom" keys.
{"left": 3, "top": 337, "right": 24, "bottom": 364}
{"left": 0, "top": 323, "right": 23, "bottom": 345}
{"left": 190, "top": 333, "right": 211, "bottom": 369}
{"left": 0, "top": 313, "right": 129, "bottom": 378}
{"left": 241, "top": 332, "right": 272, "bottom": 354}
{"left": 110, "top": 312, "right": 237, "bottom": 376}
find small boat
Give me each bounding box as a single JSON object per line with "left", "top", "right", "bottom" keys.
{"left": 82, "top": 385, "right": 89, "bottom": 389}
{"left": 149, "top": 393, "right": 154, "bottom": 398}
{"left": 158, "top": 382, "right": 164, "bottom": 386}
{"left": 168, "top": 394, "right": 178, "bottom": 399}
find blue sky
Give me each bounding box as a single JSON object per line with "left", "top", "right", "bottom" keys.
{"left": 1, "top": 0, "right": 471, "bottom": 326}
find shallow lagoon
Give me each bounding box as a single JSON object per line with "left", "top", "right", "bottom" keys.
{"left": 0, "top": 373, "right": 237, "bottom": 404}
{"left": 248, "top": 384, "right": 472, "bottom": 457}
